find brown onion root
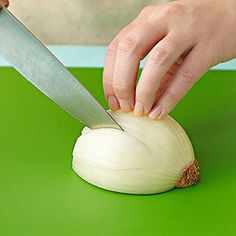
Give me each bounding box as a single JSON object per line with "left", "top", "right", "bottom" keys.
{"left": 176, "top": 160, "right": 200, "bottom": 188}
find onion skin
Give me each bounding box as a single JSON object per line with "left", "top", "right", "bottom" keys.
{"left": 72, "top": 111, "right": 199, "bottom": 194}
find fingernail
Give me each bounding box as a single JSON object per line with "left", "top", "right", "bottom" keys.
{"left": 149, "top": 105, "right": 162, "bottom": 120}
{"left": 134, "top": 101, "right": 144, "bottom": 116}
{"left": 119, "top": 99, "right": 132, "bottom": 112}
{"left": 107, "top": 96, "right": 120, "bottom": 111}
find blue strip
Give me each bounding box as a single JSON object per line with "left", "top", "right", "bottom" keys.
{"left": 0, "top": 45, "right": 235, "bottom": 70}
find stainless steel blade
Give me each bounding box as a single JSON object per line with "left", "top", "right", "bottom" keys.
{"left": 0, "top": 6, "right": 122, "bottom": 130}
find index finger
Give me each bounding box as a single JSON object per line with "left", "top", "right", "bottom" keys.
{"left": 103, "top": 24, "right": 135, "bottom": 111}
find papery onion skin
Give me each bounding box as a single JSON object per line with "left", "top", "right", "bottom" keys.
{"left": 72, "top": 110, "right": 199, "bottom": 194}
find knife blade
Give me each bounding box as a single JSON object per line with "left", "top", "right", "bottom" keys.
{"left": 0, "top": 6, "right": 122, "bottom": 130}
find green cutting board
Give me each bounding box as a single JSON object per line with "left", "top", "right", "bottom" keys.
{"left": 0, "top": 67, "right": 236, "bottom": 236}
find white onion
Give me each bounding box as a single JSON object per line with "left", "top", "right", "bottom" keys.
{"left": 72, "top": 110, "right": 199, "bottom": 194}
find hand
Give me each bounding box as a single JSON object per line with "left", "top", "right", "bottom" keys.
{"left": 103, "top": 0, "right": 236, "bottom": 119}
{"left": 0, "top": 0, "right": 9, "bottom": 7}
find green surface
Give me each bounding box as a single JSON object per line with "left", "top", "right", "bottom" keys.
{"left": 0, "top": 67, "right": 236, "bottom": 236}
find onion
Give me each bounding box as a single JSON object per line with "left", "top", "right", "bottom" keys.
{"left": 72, "top": 110, "right": 199, "bottom": 194}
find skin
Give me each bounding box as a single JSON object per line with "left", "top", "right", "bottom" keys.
{"left": 0, "top": 0, "right": 9, "bottom": 7}
{"left": 103, "top": 0, "right": 236, "bottom": 119}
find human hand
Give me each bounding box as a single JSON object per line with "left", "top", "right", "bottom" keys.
{"left": 103, "top": 0, "right": 236, "bottom": 119}
{"left": 0, "top": 0, "right": 9, "bottom": 7}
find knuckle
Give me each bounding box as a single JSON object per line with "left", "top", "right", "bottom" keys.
{"left": 140, "top": 5, "right": 153, "bottom": 16}
{"left": 145, "top": 6, "right": 162, "bottom": 24}
{"left": 167, "top": 36, "right": 180, "bottom": 49}
{"left": 103, "top": 78, "right": 113, "bottom": 88}
{"left": 163, "top": 90, "right": 178, "bottom": 105}
{"left": 107, "top": 39, "right": 119, "bottom": 55}
{"left": 177, "top": 66, "right": 195, "bottom": 84}
{"left": 148, "top": 46, "right": 171, "bottom": 66}
{"left": 103, "top": 72, "right": 109, "bottom": 83}
{"left": 161, "top": 2, "right": 185, "bottom": 19}
{"left": 103, "top": 67, "right": 112, "bottom": 83}
{"left": 136, "top": 88, "right": 151, "bottom": 101}
{"left": 113, "top": 83, "right": 130, "bottom": 98}
{"left": 117, "top": 35, "right": 140, "bottom": 54}
{"left": 103, "top": 77, "right": 113, "bottom": 94}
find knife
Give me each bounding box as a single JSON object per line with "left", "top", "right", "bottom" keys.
{"left": 0, "top": 6, "right": 122, "bottom": 130}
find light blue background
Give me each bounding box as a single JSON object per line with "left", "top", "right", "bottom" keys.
{"left": 0, "top": 45, "right": 235, "bottom": 70}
